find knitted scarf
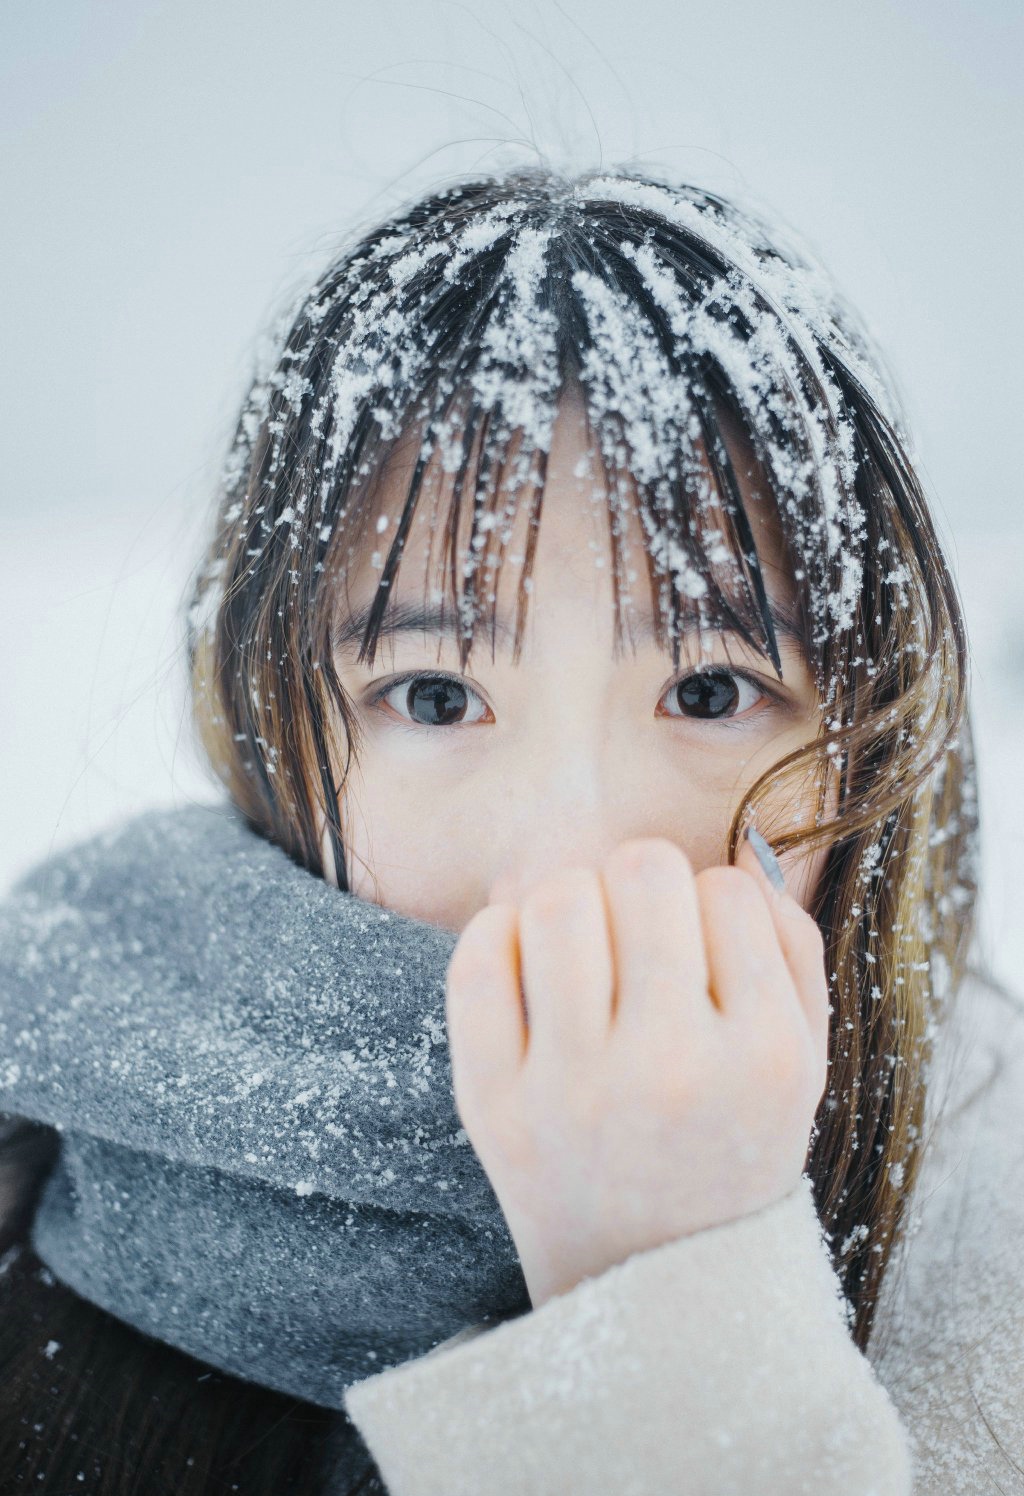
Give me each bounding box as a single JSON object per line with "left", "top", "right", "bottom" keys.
{"left": 0, "top": 801, "right": 531, "bottom": 1406}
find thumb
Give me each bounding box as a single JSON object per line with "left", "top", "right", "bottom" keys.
{"left": 736, "top": 825, "right": 831, "bottom": 1079}
{"left": 737, "top": 823, "right": 790, "bottom": 902}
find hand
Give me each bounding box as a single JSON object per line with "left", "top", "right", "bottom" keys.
{"left": 444, "top": 834, "right": 830, "bottom": 1311}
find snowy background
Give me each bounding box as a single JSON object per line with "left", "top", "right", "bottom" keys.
{"left": 2, "top": 0, "right": 1021, "bottom": 990}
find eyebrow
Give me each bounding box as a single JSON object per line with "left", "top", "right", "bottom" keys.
{"left": 333, "top": 596, "right": 807, "bottom": 658}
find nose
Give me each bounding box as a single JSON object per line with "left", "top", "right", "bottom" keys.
{"left": 481, "top": 729, "right": 614, "bottom": 905}
{"left": 485, "top": 781, "right": 638, "bottom": 909}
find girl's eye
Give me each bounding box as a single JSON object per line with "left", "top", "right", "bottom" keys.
{"left": 659, "top": 667, "right": 774, "bottom": 723}
{"left": 370, "top": 672, "right": 490, "bottom": 727}
{"left": 367, "top": 667, "right": 776, "bottom": 729}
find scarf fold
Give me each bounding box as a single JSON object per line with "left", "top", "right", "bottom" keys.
{"left": 0, "top": 801, "right": 531, "bottom": 1406}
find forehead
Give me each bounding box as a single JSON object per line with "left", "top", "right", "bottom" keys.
{"left": 336, "top": 386, "right": 799, "bottom": 639}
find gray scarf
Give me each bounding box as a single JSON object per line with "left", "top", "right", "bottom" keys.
{"left": 0, "top": 801, "right": 531, "bottom": 1406}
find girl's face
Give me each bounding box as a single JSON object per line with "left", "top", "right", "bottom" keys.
{"left": 322, "top": 388, "right": 835, "bottom": 933}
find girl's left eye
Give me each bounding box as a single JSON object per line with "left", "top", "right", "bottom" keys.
{"left": 369, "top": 672, "right": 490, "bottom": 727}
{"left": 658, "top": 667, "right": 775, "bottom": 723}
{"left": 366, "top": 667, "right": 778, "bottom": 729}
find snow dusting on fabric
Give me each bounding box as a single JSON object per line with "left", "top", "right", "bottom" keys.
{"left": 0, "top": 800, "right": 532, "bottom": 1407}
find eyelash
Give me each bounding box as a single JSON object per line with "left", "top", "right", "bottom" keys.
{"left": 364, "top": 667, "right": 786, "bottom": 732}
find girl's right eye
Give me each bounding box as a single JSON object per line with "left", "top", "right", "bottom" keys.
{"left": 369, "top": 672, "right": 491, "bottom": 728}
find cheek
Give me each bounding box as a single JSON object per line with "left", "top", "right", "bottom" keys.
{"left": 336, "top": 773, "right": 486, "bottom": 926}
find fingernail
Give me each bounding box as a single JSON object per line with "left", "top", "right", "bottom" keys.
{"left": 745, "top": 825, "right": 787, "bottom": 894}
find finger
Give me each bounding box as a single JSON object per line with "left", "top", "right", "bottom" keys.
{"left": 517, "top": 868, "right": 614, "bottom": 1065}
{"left": 599, "top": 837, "right": 710, "bottom": 1032}
{"left": 445, "top": 902, "right": 526, "bottom": 1115}
{"left": 696, "top": 862, "right": 798, "bottom": 1026}
{"left": 734, "top": 830, "right": 831, "bottom": 1072}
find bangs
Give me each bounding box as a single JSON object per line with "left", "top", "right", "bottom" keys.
{"left": 209, "top": 168, "right": 875, "bottom": 708}
{"left": 332, "top": 375, "right": 817, "bottom": 686}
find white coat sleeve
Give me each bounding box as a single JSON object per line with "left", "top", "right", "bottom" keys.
{"left": 341, "top": 1172, "right": 913, "bottom": 1496}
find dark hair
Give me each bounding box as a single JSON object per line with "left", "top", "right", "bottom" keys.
{"left": 2, "top": 161, "right": 985, "bottom": 1491}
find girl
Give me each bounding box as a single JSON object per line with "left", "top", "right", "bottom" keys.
{"left": 1, "top": 164, "right": 1021, "bottom": 1495}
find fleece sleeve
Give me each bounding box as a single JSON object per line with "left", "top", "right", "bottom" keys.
{"left": 341, "top": 1173, "right": 913, "bottom": 1496}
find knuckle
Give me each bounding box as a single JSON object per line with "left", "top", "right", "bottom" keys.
{"left": 605, "top": 836, "right": 691, "bottom": 882}
{"left": 632, "top": 968, "right": 683, "bottom": 1013}
{"left": 447, "top": 910, "right": 506, "bottom": 988}
{"left": 522, "top": 869, "right": 598, "bottom": 925}
{"left": 696, "top": 863, "right": 760, "bottom": 912}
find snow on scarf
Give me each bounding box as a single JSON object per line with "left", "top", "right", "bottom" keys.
{"left": 0, "top": 801, "right": 532, "bottom": 1405}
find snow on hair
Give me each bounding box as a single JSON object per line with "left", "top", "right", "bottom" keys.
{"left": 185, "top": 166, "right": 981, "bottom": 1362}
{"left": 191, "top": 166, "right": 917, "bottom": 695}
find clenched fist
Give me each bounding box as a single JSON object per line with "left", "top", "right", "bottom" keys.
{"left": 444, "top": 832, "right": 831, "bottom": 1311}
